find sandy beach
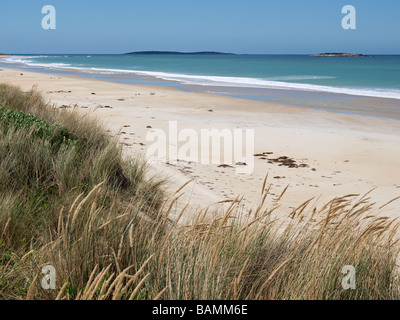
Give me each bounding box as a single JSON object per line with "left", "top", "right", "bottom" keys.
{"left": 1, "top": 66, "right": 400, "bottom": 220}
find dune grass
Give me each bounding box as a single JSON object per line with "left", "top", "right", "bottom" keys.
{"left": 0, "top": 83, "right": 399, "bottom": 300}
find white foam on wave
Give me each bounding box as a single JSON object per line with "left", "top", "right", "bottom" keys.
{"left": 2, "top": 56, "right": 400, "bottom": 100}
{"left": 268, "top": 75, "right": 336, "bottom": 81}
{"left": 131, "top": 70, "right": 400, "bottom": 100}
{"left": 0, "top": 56, "right": 71, "bottom": 69}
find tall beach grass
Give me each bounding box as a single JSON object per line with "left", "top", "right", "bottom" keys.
{"left": 0, "top": 83, "right": 399, "bottom": 300}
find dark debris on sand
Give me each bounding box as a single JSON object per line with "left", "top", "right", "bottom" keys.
{"left": 254, "top": 153, "right": 309, "bottom": 169}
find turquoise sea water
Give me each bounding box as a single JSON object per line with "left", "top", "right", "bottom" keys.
{"left": 1, "top": 54, "right": 400, "bottom": 117}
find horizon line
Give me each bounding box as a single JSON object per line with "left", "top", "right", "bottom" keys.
{"left": 5, "top": 52, "right": 400, "bottom": 56}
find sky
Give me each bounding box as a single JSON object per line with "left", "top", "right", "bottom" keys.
{"left": 0, "top": 0, "right": 399, "bottom": 54}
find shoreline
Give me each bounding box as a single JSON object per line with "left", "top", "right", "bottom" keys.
{"left": 1, "top": 66, "right": 400, "bottom": 221}
{"left": 2, "top": 57, "right": 400, "bottom": 121}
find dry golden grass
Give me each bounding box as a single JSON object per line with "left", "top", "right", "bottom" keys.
{"left": 0, "top": 83, "right": 399, "bottom": 300}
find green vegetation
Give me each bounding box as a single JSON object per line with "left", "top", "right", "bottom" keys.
{"left": 0, "top": 107, "right": 74, "bottom": 150}
{"left": 0, "top": 83, "right": 399, "bottom": 300}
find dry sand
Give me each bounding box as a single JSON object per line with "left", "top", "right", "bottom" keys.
{"left": 1, "top": 66, "right": 400, "bottom": 222}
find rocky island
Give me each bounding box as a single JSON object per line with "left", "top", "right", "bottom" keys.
{"left": 310, "top": 53, "right": 370, "bottom": 57}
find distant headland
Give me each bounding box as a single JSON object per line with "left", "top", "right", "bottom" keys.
{"left": 125, "top": 51, "right": 236, "bottom": 55}
{"left": 310, "top": 53, "right": 371, "bottom": 57}
{"left": 0, "top": 53, "right": 10, "bottom": 57}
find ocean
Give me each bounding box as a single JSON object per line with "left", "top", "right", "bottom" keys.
{"left": 1, "top": 54, "right": 400, "bottom": 118}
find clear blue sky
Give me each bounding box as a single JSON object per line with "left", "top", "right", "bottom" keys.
{"left": 1, "top": 0, "right": 399, "bottom": 54}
